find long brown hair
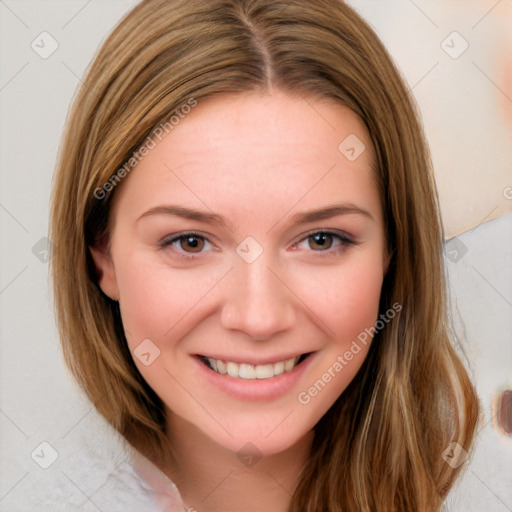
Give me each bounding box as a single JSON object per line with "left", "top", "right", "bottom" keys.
{"left": 49, "top": 0, "right": 480, "bottom": 510}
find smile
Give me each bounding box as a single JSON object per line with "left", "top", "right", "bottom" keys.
{"left": 198, "top": 354, "right": 311, "bottom": 380}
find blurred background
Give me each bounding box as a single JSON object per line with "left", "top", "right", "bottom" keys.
{"left": 1, "top": 1, "right": 511, "bottom": 510}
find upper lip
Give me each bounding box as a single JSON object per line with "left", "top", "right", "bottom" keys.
{"left": 195, "top": 352, "right": 312, "bottom": 366}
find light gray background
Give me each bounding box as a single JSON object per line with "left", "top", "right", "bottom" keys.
{"left": 1, "top": 1, "right": 511, "bottom": 511}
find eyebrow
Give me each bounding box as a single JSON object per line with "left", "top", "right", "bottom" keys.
{"left": 136, "top": 203, "right": 374, "bottom": 228}
{"left": 288, "top": 203, "right": 374, "bottom": 224}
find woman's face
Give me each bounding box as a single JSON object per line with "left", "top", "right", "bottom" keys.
{"left": 91, "top": 90, "right": 389, "bottom": 456}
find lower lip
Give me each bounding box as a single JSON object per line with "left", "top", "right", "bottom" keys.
{"left": 192, "top": 353, "right": 316, "bottom": 402}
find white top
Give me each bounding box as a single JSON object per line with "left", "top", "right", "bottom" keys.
{"left": 15, "top": 411, "right": 189, "bottom": 512}
{"left": 129, "top": 445, "right": 187, "bottom": 511}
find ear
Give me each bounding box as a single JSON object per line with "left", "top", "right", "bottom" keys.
{"left": 89, "top": 238, "right": 120, "bottom": 301}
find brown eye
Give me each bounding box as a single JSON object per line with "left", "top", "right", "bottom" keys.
{"left": 294, "top": 230, "right": 355, "bottom": 257}
{"left": 179, "top": 235, "right": 205, "bottom": 253}
{"left": 160, "top": 232, "right": 212, "bottom": 259}
{"left": 308, "top": 233, "right": 335, "bottom": 251}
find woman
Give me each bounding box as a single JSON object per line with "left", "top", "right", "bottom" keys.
{"left": 50, "top": 0, "right": 480, "bottom": 510}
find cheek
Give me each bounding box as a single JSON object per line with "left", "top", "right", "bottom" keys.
{"left": 294, "top": 259, "right": 383, "bottom": 416}
{"left": 114, "top": 251, "right": 223, "bottom": 348}
{"left": 294, "top": 255, "right": 384, "bottom": 343}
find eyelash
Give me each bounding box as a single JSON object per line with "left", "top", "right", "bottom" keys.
{"left": 159, "top": 230, "right": 357, "bottom": 261}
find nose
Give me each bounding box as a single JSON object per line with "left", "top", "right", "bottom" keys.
{"left": 220, "top": 256, "right": 296, "bottom": 341}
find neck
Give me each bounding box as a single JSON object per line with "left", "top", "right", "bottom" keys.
{"left": 163, "top": 414, "right": 313, "bottom": 512}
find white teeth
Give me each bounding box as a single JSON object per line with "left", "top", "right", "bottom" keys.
{"left": 273, "top": 361, "right": 284, "bottom": 376}
{"left": 239, "top": 364, "right": 256, "bottom": 379}
{"left": 204, "top": 355, "right": 302, "bottom": 380}
{"left": 283, "top": 357, "right": 296, "bottom": 371}
{"left": 215, "top": 359, "right": 227, "bottom": 374}
{"left": 227, "top": 361, "right": 239, "bottom": 377}
{"left": 255, "top": 364, "right": 274, "bottom": 379}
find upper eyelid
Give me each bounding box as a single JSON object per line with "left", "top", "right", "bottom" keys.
{"left": 160, "top": 231, "right": 213, "bottom": 250}
{"left": 161, "top": 229, "right": 354, "bottom": 243}
{"left": 296, "top": 228, "right": 355, "bottom": 242}
{"left": 161, "top": 229, "right": 356, "bottom": 254}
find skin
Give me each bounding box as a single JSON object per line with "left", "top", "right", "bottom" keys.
{"left": 90, "top": 89, "right": 389, "bottom": 511}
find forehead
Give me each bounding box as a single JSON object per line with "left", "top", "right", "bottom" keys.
{"left": 163, "top": 90, "right": 373, "bottom": 162}
{"left": 110, "top": 90, "right": 380, "bottom": 226}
